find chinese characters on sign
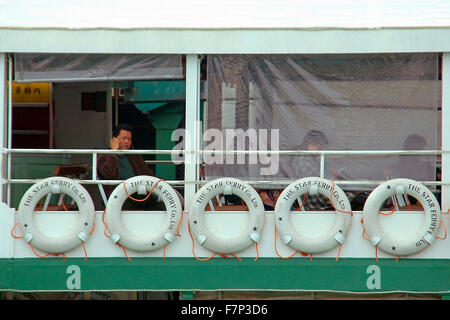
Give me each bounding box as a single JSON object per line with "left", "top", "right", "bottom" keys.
{"left": 12, "top": 82, "right": 50, "bottom": 103}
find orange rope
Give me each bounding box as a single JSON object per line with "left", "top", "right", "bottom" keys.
{"left": 27, "top": 243, "right": 69, "bottom": 260}
{"left": 28, "top": 243, "right": 50, "bottom": 258}
{"left": 336, "top": 244, "right": 342, "bottom": 261}
{"left": 82, "top": 242, "right": 88, "bottom": 261}
{"left": 187, "top": 221, "right": 217, "bottom": 261}
{"left": 35, "top": 198, "right": 44, "bottom": 211}
{"left": 274, "top": 225, "right": 300, "bottom": 259}
{"left": 436, "top": 220, "right": 448, "bottom": 240}
{"left": 61, "top": 193, "right": 69, "bottom": 211}
{"left": 102, "top": 209, "right": 110, "bottom": 238}
{"left": 295, "top": 194, "right": 307, "bottom": 211}
{"left": 362, "top": 228, "right": 369, "bottom": 240}
{"left": 231, "top": 253, "right": 242, "bottom": 261}
{"left": 102, "top": 208, "right": 130, "bottom": 261}
{"left": 51, "top": 252, "right": 66, "bottom": 261}
{"left": 375, "top": 246, "right": 378, "bottom": 262}
{"left": 10, "top": 222, "right": 23, "bottom": 239}
{"left": 378, "top": 198, "right": 397, "bottom": 216}
{"left": 89, "top": 220, "right": 96, "bottom": 236}
{"left": 360, "top": 218, "right": 369, "bottom": 240}
{"left": 116, "top": 243, "right": 132, "bottom": 261}
{"left": 330, "top": 180, "right": 354, "bottom": 216}
{"left": 254, "top": 243, "right": 259, "bottom": 261}
{"left": 122, "top": 178, "right": 163, "bottom": 202}
{"left": 176, "top": 210, "right": 184, "bottom": 237}
{"left": 163, "top": 244, "right": 167, "bottom": 261}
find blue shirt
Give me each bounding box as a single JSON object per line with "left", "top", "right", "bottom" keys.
{"left": 118, "top": 155, "right": 134, "bottom": 180}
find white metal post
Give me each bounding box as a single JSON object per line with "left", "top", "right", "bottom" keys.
{"left": 0, "top": 54, "right": 6, "bottom": 202}
{"left": 442, "top": 53, "right": 450, "bottom": 219}
{"left": 184, "top": 55, "right": 201, "bottom": 209}
{"left": 6, "top": 55, "right": 12, "bottom": 206}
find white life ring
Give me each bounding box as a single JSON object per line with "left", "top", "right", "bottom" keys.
{"left": 104, "top": 175, "right": 183, "bottom": 252}
{"left": 189, "top": 177, "right": 265, "bottom": 254}
{"left": 275, "top": 177, "right": 352, "bottom": 254}
{"left": 17, "top": 176, "right": 95, "bottom": 254}
{"left": 362, "top": 178, "right": 441, "bottom": 256}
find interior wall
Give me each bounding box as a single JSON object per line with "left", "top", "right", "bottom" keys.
{"left": 53, "top": 82, "right": 110, "bottom": 150}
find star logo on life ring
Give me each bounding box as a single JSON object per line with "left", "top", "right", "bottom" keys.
{"left": 386, "top": 185, "right": 391, "bottom": 190}
{"left": 253, "top": 226, "right": 258, "bottom": 231}
{"left": 193, "top": 220, "right": 198, "bottom": 224}
{"left": 278, "top": 217, "right": 283, "bottom": 221}
{"left": 151, "top": 242, "right": 156, "bottom": 247}
{"left": 392, "top": 246, "right": 396, "bottom": 251}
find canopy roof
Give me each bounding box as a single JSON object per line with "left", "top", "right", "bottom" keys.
{"left": 2, "top": 0, "right": 450, "bottom": 30}
{"left": 2, "top": 0, "right": 450, "bottom": 54}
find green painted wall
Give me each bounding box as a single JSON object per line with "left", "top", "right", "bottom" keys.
{"left": 1, "top": 257, "right": 449, "bottom": 293}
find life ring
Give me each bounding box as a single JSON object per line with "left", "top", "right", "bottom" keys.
{"left": 189, "top": 177, "right": 265, "bottom": 254}
{"left": 362, "top": 178, "right": 441, "bottom": 256}
{"left": 104, "top": 175, "right": 183, "bottom": 252}
{"left": 17, "top": 176, "right": 95, "bottom": 254}
{"left": 275, "top": 177, "right": 352, "bottom": 254}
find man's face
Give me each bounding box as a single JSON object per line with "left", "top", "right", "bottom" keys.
{"left": 117, "top": 129, "right": 132, "bottom": 150}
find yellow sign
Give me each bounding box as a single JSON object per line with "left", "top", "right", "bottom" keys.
{"left": 12, "top": 82, "right": 50, "bottom": 103}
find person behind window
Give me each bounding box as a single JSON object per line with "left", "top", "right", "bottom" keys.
{"left": 97, "top": 124, "right": 161, "bottom": 210}
{"left": 293, "top": 129, "right": 328, "bottom": 178}
{"left": 97, "top": 124, "right": 154, "bottom": 185}
{"left": 292, "top": 130, "right": 334, "bottom": 210}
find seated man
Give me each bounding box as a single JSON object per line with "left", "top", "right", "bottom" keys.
{"left": 97, "top": 124, "right": 163, "bottom": 210}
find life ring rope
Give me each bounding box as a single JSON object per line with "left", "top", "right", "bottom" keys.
{"left": 122, "top": 177, "right": 184, "bottom": 238}
{"left": 275, "top": 178, "right": 352, "bottom": 258}
{"left": 101, "top": 178, "right": 164, "bottom": 238}
{"left": 189, "top": 177, "right": 265, "bottom": 256}
{"left": 187, "top": 220, "right": 217, "bottom": 261}
{"left": 10, "top": 222, "right": 22, "bottom": 239}
{"left": 362, "top": 206, "right": 448, "bottom": 261}
{"left": 103, "top": 176, "right": 183, "bottom": 257}
{"left": 294, "top": 194, "right": 307, "bottom": 211}
{"left": 361, "top": 206, "right": 449, "bottom": 243}
{"left": 274, "top": 225, "right": 302, "bottom": 260}
{"left": 122, "top": 178, "right": 162, "bottom": 202}
{"left": 14, "top": 177, "right": 96, "bottom": 259}
{"left": 378, "top": 198, "right": 397, "bottom": 216}
{"left": 362, "top": 179, "right": 448, "bottom": 259}
{"left": 12, "top": 219, "right": 95, "bottom": 261}
{"left": 187, "top": 220, "right": 259, "bottom": 261}
{"left": 274, "top": 225, "right": 345, "bottom": 261}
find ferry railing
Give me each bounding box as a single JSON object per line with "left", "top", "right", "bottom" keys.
{"left": 3, "top": 148, "right": 444, "bottom": 207}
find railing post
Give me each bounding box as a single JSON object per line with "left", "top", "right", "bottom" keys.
{"left": 0, "top": 53, "right": 6, "bottom": 203}
{"left": 6, "top": 55, "right": 12, "bottom": 206}
{"left": 442, "top": 53, "right": 450, "bottom": 214}
{"left": 185, "top": 55, "right": 201, "bottom": 208}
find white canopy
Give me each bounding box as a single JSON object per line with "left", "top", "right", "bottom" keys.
{"left": 1, "top": 0, "right": 450, "bottom": 30}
